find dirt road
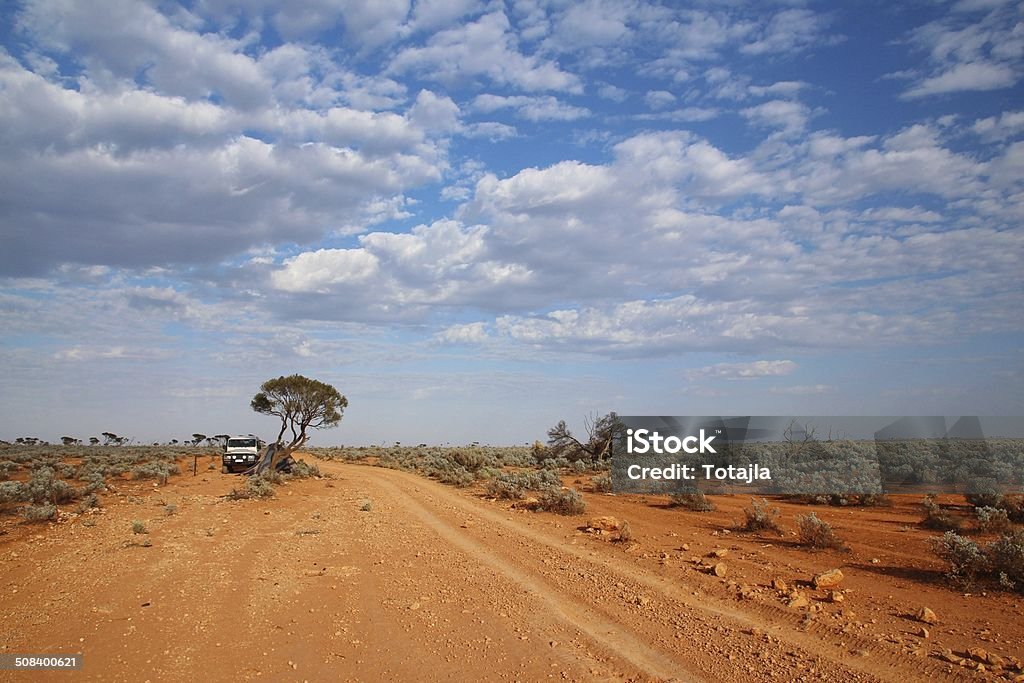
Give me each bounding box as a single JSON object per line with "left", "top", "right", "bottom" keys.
{"left": 1, "top": 460, "right": 1018, "bottom": 682}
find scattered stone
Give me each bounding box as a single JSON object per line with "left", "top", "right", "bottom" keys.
{"left": 919, "top": 627, "right": 930, "bottom": 639}
{"left": 633, "top": 595, "right": 650, "bottom": 606}
{"left": 709, "top": 548, "right": 729, "bottom": 558}
{"left": 916, "top": 607, "right": 938, "bottom": 625}
{"left": 813, "top": 569, "right": 844, "bottom": 589}
{"left": 771, "top": 578, "right": 788, "bottom": 592}
{"left": 788, "top": 595, "right": 809, "bottom": 609}
{"left": 828, "top": 591, "right": 844, "bottom": 603}
{"left": 939, "top": 648, "right": 963, "bottom": 665}
{"left": 713, "top": 563, "right": 728, "bottom": 578}
{"left": 586, "top": 516, "right": 623, "bottom": 532}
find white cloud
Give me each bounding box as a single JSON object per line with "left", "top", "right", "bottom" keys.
{"left": 741, "top": 99, "right": 811, "bottom": 134}
{"left": 684, "top": 360, "right": 797, "bottom": 381}
{"left": 644, "top": 90, "right": 677, "bottom": 110}
{"left": 388, "top": 11, "right": 582, "bottom": 93}
{"left": 470, "top": 94, "right": 590, "bottom": 121}
{"left": 903, "top": 61, "right": 1016, "bottom": 98}
{"left": 972, "top": 110, "right": 1024, "bottom": 141}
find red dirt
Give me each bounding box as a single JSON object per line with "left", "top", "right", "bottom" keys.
{"left": 1, "top": 459, "right": 1021, "bottom": 682}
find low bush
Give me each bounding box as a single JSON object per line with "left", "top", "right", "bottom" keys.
{"left": 988, "top": 529, "right": 1024, "bottom": 590}
{"left": 670, "top": 491, "right": 714, "bottom": 512}
{"left": 132, "top": 461, "right": 180, "bottom": 484}
{"left": 796, "top": 512, "right": 844, "bottom": 549}
{"left": 592, "top": 474, "right": 612, "bottom": 493}
{"left": 131, "top": 520, "right": 148, "bottom": 534}
{"left": 742, "top": 498, "right": 782, "bottom": 533}
{"left": 0, "top": 480, "right": 26, "bottom": 504}
{"left": 288, "top": 460, "right": 320, "bottom": 479}
{"left": 23, "top": 503, "right": 56, "bottom": 522}
{"left": 975, "top": 506, "right": 1011, "bottom": 534}
{"left": 536, "top": 488, "right": 586, "bottom": 515}
{"left": 921, "top": 494, "right": 960, "bottom": 531}
{"left": 930, "top": 531, "right": 988, "bottom": 588}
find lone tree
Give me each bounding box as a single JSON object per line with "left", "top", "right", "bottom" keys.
{"left": 543, "top": 412, "right": 623, "bottom": 464}
{"left": 251, "top": 374, "right": 347, "bottom": 456}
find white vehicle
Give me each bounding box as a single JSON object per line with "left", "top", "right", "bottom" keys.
{"left": 222, "top": 435, "right": 267, "bottom": 474}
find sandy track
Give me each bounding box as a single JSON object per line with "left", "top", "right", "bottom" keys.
{"left": 0, "top": 460, "right": 1012, "bottom": 682}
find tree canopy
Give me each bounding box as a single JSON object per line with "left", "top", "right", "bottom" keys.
{"left": 251, "top": 374, "right": 347, "bottom": 452}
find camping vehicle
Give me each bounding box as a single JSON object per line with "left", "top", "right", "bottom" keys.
{"left": 222, "top": 435, "right": 266, "bottom": 473}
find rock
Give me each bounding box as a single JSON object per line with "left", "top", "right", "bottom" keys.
{"left": 713, "top": 563, "right": 728, "bottom": 578}
{"left": 586, "top": 516, "right": 622, "bottom": 532}
{"left": 916, "top": 607, "right": 938, "bottom": 625}
{"left": 968, "top": 647, "right": 989, "bottom": 663}
{"left": 788, "top": 595, "right": 809, "bottom": 609}
{"left": 939, "top": 649, "right": 963, "bottom": 665}
{"left": 919, "top": 627, "right": 930, "bottom": 639}
{"left": 813, "top": 569, "right": 844, "bottom": 589}
{"left": 633, "top": 595, "right": 650, "bottom": 606}
{"left": 771, "top": 578, "right": 788, "bottom": 591}
{"left": 513, "top": 497, "right": 540, "bottom": 510}
{"left": 709, "top": 548, "right": 729, "bottom": 558}
{"left": 829, "top": 590, "right": 844, "bottom": 603}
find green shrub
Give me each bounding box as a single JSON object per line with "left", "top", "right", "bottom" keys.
{"left": 796, "top": 512, "right": 844, "bottom": 549}
{"left": 23, "top": 503, "right": 56, "bottom": 522}
{"left": 536, "top": 488, "right": 586, "bottom": 515}
{"left": 131, "top": 520, "right": 148, "bottom": 534}
{"left": 0, "top": 480, "right": 27, "bottom": 504}
{"left": 742, "top": 498, "right": 782, "bottom": 533}
{"left": 592, "top": 474, "right": 612, "bottom": 493}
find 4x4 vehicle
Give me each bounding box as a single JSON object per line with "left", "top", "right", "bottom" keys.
{"left": 222, "top": 435, "right": 266, "bottom": 474}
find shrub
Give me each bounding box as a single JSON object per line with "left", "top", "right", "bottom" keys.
{"left": 988, "top": 529, "right": 1024, "bottom": 590}
{"left": 742, "top": 498, "right": 782, "bottom": 533}
{"left": 485, "top": 470, "right": 561, "bottom": 499}
{"left": 485, "top": 478, "right": 526, "bottom": 500}
{"left": 452, "top": 449, "right": 487, "bottom": 471}
{"left": 921, "top": 494, "right": 960, "bottom": 531}
{"left": 25, "top": 466, "right": 79, "bottom": 504}
{"left": 975, "top": 506, "right": 1011, "bottom": 534}
{"left": 670, "top": 491, "right": 714, "bottom": 512}
{"left": 536, "top": 488, "right": 586, "bottom": 515}
{"left": 359, "top": 499, "right": 373, "bottom": 512}
{"left": 796, "top": 512, "right": 844, "bottom": 549}
{"left": 930, "top": 531, "right": 989, "bottom": 588}
{"left": 965, "top": 492, "right": 1004, "bottom": 508}
{"left": 592, "top": 474, "right": 612, "bottom": 493}
{"left": 288, "top": 460, "right": 320, "bottom": 479}
{"left": 23, "top": 503, "right": 56, "bottom": 522}
{"left": 132, "top": 461, "right": 180, "bottom": 484}
{"left": 0, "top": 480, "right": 27, "bottom": 504}
{"left": 77, "top": 492, "right": 101, "bottom": 512}
{"left": 131, "top": 520, "right": 148, "bottom": 534}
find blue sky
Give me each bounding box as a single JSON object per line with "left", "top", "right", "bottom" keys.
{"left": 0, "top": 0, "right": 1022, "bottom": 445}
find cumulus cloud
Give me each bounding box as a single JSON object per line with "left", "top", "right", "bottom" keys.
{"left": 902, "top": 2, "right": 1023, "bottom": 99}
{"left": 388, "top": 11, "right": 582, "bottom": 93}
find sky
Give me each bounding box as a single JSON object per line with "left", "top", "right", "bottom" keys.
{"left": 0, "top": 0, "right": 1022, "bottom": 446}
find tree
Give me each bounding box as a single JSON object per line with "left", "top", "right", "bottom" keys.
{"left": 544, "top": 412, "right": 623, "bottom": 463}
{"left": 251, "top": 374, "right": 347, "bottom": 454}
{"left": 191, "top": 433, "right": 207, "bottom": 446}
{"left": 60, "top": 436, "right": 79, "bottom": 446}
